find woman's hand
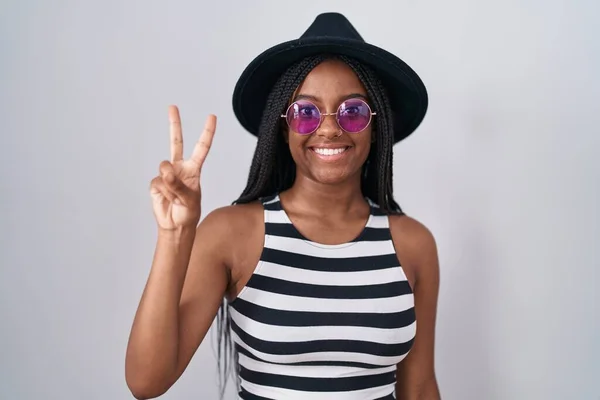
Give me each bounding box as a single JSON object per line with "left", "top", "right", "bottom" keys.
{"left": 150, "top": 106, "right": 216, "bottom": 230}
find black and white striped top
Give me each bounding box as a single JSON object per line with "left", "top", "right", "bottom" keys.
{"left": 229, "top": 195, "right": 416, "bottom": 399}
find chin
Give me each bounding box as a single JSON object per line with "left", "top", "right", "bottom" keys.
{"left": 309, "top": 167, "right": 357, "bottom": 185}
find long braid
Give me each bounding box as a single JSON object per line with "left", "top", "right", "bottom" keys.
{"left": 236, "top": 55, "right": 327, "bottom": 203}
{"left": 216, "top": 53, "right": 402, "bottom": 398}
{"left": 338, "top": 55, "right": 401, "bottom": 213}
{"left": 215, "top": 55, "right": 327, "bottom": 398}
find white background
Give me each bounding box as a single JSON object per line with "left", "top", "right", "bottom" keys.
{"left": 1, "top": 0, "right": 598, "bottom": 399}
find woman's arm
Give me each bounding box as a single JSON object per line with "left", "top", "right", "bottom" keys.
{"left": 390, "top": 215, "right": 441, "bottom": 399}
{"left": 125, "top": 207, "right": 233, "bottom": 399}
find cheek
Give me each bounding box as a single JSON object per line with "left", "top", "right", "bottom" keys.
{"left": 287, "top": 135, "right": 308, "bottom": 160}
{"left": 355, "top": 131, "right": 373, "bottom": 159}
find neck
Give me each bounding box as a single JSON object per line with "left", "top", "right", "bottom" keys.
{"left": 282, "top": 173, "right": 367, "bottom": 216}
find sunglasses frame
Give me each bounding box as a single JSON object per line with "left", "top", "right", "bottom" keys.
{"left": 281, "top": 99, "right": 377, "bottom": 135}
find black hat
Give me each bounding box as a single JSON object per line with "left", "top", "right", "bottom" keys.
{"left": 232, "top": 12, "right": 428, "bottom": 144}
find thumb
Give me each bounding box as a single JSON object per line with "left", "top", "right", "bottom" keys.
{"left": 158, "top": 161, "right": 195, "bottom": 204}
{"left": 162, "top": 170, "right": 197, "bottom": 206}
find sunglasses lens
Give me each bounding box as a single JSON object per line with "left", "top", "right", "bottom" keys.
{"left": 337, "top": 99, "right": 372, "bottom": 133}
{"left": 286, "top": 101, "right": 321, "bottom": 134}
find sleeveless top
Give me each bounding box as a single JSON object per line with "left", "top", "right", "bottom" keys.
{"left": 228, "top": 194, "right": 416, "bottom": 399}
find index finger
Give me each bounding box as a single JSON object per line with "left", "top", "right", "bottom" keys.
{"left": 169, "top": 105, "right": 184, "bottom": 163}
{"left": 189, "top": 114, "right": 217, "bottom": 170}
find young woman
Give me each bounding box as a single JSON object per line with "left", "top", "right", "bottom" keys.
{"left": 126, "top": 12, "right": 441, "bottom": 400}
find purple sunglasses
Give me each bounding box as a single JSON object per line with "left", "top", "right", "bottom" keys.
{"left": 281, "top": 98, "right": 376, "bottom": 135}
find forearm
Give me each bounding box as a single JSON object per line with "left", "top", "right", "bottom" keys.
{"left": 125, "top": 226, "right": 196, "bottom": 393}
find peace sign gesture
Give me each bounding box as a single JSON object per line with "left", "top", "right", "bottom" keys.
{"left": 150, "top": 106, "right": 216, "bottom": 231}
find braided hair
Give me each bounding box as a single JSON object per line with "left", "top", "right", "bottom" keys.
{"left": 215, "top": 54, "right": 402, "bottom": 398}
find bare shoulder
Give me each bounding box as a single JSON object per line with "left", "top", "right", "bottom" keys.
{"left": 388, "top": 214, "right": 439, "bottom": 285}
{"left": 194, "top": 201, "right": 264, "bottom": 258}
{"left": 198, "top": 201, "right": 264, "bottom": 237}
{"left": 388, "top": 214, "right": 437, "bottom": 254}
{"left": 195, "top": 201, "right": 265, "bottom": 298}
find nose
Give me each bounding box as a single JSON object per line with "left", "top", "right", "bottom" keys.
{"left": 316, "top": 112, "right": 341, "bottom": 139}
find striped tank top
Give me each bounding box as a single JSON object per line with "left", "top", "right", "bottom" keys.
{"left": 228, "top": 194, "right": 416, "bottom": 399}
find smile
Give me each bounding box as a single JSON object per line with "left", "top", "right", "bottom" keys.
{"left": 309, "top": 146, "right": 351, "bottom": 162}
{"left": 312, "top": 147, "right": 349, "bottom": 156}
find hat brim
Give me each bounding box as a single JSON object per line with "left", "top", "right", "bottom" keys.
{"left": 232, "top": 37, "right": 428, "bottom": 144}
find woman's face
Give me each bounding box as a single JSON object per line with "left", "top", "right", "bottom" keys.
{"left": 283, "top": 59, "right": 374, "bottom": 186}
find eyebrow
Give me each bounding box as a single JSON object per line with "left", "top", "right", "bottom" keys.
{"left": 292, "top": 93, "right": 368, "bottom": 102}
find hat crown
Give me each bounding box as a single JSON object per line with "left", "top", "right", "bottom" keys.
{"left": 232, "top": 12, "right": 428, "bottom": 144}
{"left": 300, "top": 12, "right": 365, "bottom": 41}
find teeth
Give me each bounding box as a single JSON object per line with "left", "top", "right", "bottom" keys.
{"left": 313, "top": 147, "right": 347, "bottom": 156}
